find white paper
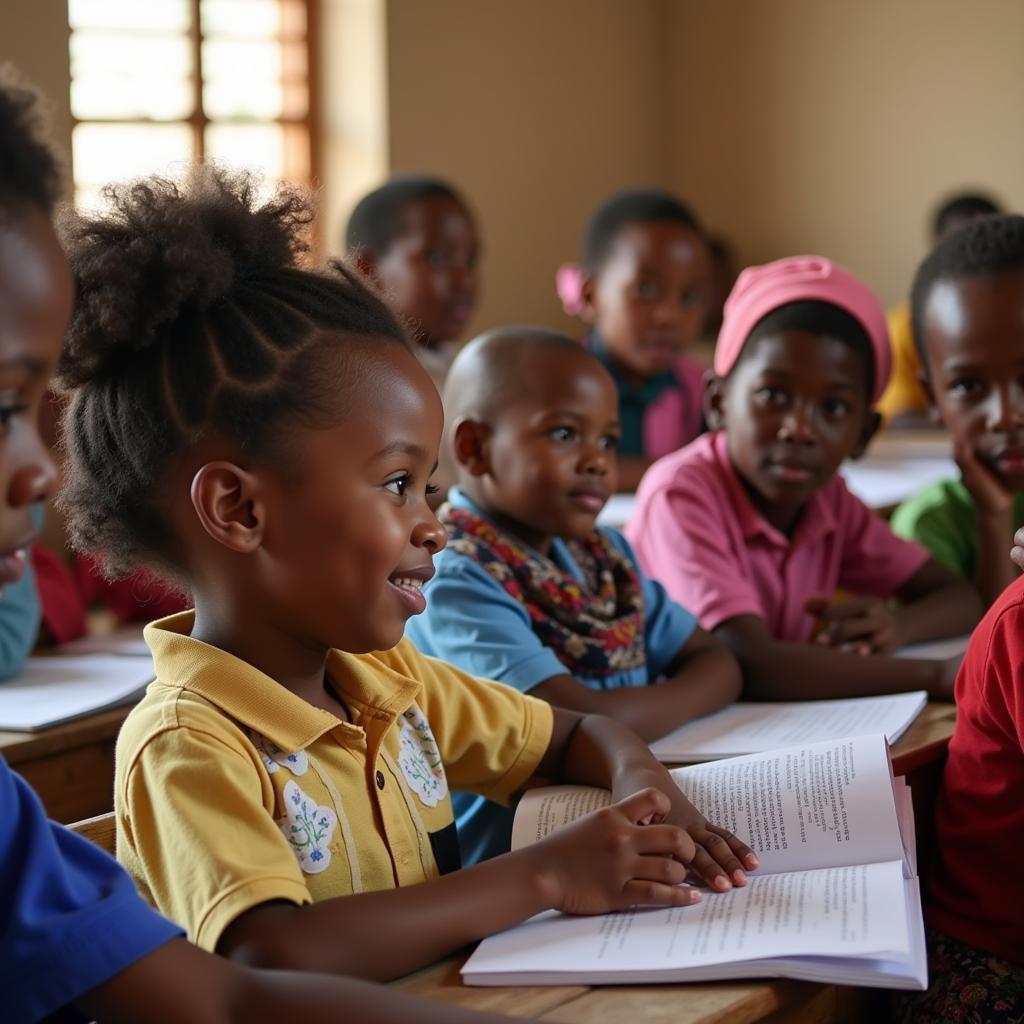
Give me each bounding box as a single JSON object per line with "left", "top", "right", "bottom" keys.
{"left": 0, "top": 655, "right": 155, "bottom": 730}
{"left": 58, "top": 628, "right": 150, "bottom": 658}
{"left": 463, "top": 860, "right": 910, "bottom": 981}
{"left": 840, "top": 456, "right": 957, "bottom": 508}
{"left": 893, "top": 635, "right": 969, "bottom": 661}
{"left": 650, "top": 692, "right": 926, "bottom": 762}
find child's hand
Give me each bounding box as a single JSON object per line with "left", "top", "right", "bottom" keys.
{"left": 612, "top": 770, "right": 758, "bottom": 892}
{"left": 1011, "top": 526, "right": 1024, "bottom": 571}
{"left": 529, "top": 788, "right": 703, "bottom": 915}
{"left": 955, "top": 435, "right": 1015, "bottom": 518}
{"left": 805, "top": 594, "right": 901, "bottom": 654}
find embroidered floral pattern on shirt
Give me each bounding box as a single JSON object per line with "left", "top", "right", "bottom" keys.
{"left": 397, "top": 704, "right": 448, "bottom": 807}
{"left": 249, "top": 729, "right": 309, "bottom": 776}
{"left": 278, "top": 780, "right": 337, "bottom": 874}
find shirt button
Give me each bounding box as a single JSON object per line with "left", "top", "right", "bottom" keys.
{"left": 375, "top": 770, "right": 386, "bottom": 790}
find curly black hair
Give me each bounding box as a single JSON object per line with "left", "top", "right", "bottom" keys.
{"left": 931, "top": 192, "right": 1001, "bottom": 240}
{"left": 581, "top": 189, "right": 704, "bottom": 272}
{"left": 911, "top": 213, "right": 1024, "bottom": 370}
{"left": 57, "top": 165, "right": 407, "bottom": 581}
{"left": 0, "top": 65, "right": 64, "bottom": 215}
{"left": 344, "top": 175, "right": 469, "bottom": 258}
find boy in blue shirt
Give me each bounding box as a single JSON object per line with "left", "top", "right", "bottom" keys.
{"left": 0, "top": 65, "right": 515, "bottom": 1024}
{"left": 407, "top": 327, "right": 741, "bottom": 863}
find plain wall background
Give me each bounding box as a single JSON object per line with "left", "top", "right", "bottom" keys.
{"left": 3, "top": 0, "right": 1024, "bottom": 333}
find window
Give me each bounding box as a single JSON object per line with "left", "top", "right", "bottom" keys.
{"left": 68, "top": 0, "right": 317, "bottom": 211}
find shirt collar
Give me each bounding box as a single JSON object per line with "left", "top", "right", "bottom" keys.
{"left": 709, "top": 431, "right": 837, "bottom": 548}
{"left": 585, "top": 332, "right": 678, "bottom": 400}
{"left": 144, "top": 611, "right": 422, "bottom": 752}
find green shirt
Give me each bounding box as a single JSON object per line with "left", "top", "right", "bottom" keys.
{"left": 890, "top": 478, "right": 1024, "bottom": 579}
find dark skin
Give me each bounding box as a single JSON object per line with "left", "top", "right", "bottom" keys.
{"left": 918, "top": 269, "right": 1024, "bottom": 607}
{"left": 0, "top": 210, "right": 513, "bottom": 1023}
{"left": 579, "top": 221, "right": 711, "bottom": 492}
{"left": 160, "top": 342, "right": 757, "bottom": 979}
{"left": 706, "top": 329, "right": 981, "bottom": 700}
{"left": 357, "top": 195, "right": 480, "bottom": 350}
{"left": 451, "top": 337, "right": 742, "bottom": 743}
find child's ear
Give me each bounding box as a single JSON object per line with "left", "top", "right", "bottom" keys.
{"left": 189, "top": 461, "right": 265, "bottom": 553}
{"left": 578, "top": 271, "right": 598, "bottom": 325}
{"left": 849, "top": 410, "right": 883, "bottom": 461}
{"left": 452, "top": 419, "right": 492, "bottom": 477}
{"left": 703, "top": 373, "right": 727, "bottom": 431}
{"left": 353, "top": 250, "right": 378, "bottom": 283}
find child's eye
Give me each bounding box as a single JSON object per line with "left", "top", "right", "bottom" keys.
{"left": 635, "top": 281, "right": 660, "bottom": 301}
{"left": 949, "top": 378, "right": 984, "bottom": 399}
{"left": 0, "top": 405, "right": 26, "bottom": 432}
{"left": 384, "top": 474, "right": 411, "bottom": 497}
{"left": 822, "top": 398, "right": 851, "bottom": 418}
{"left": 599, "top": 434, "right": 619, "bottom": 451}
{"left": 679, "top": 289, "right": 701, "bottom": 308}
{"left": 549, "top": 426, "right": 577, "bottom": 443}
{"left": 426, "top": 483, "right": 440, "bottom": 496}
{"left": 427, "top": 249, "right": 448, "bottom": 268}
{"left": 755, "top": 386, "right": 787, "bottom": 406}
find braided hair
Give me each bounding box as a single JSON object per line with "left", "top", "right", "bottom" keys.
{"left": 57, "top": 166, "right": 407, "bottom": 580}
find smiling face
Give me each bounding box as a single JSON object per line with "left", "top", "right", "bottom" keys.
{"left": 255, "top": 342, "right": 448, "bottom": 653}
{"left": 373, "top": 195, "right": 479, "bottom": 349}
{"left": 711, "top": 329, "right": 875, "bottom": 534}
{"left": 585, "top": 220, "right": 709, "bottom": 384}
{"left": 462, "top": 349, "right": 621, "bottom": 554}
{"left": 920, "top": 269, "right": 1024, "bottom": 489}
{"left": 0, "top": 207, "right": 68, "bottom": 588}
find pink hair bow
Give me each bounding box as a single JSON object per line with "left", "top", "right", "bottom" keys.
{"left": 556, "top": 263, "right": 586, "bottom": 316}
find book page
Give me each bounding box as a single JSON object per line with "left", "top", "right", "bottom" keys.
{"left": 672, "top": 734, "right": 902, "bottom": 873}
{"left": 463, "top": 859, "right": 910, "bottom": 979}
{"left": 650, "top": 692, "right": 926, "bottom": 761}
{"left": 511, "top": 784, "right": 611, "bottom": 850}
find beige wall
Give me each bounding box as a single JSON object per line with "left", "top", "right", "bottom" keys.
{"left": 0, "top": 0, "right": 72, "bottom": 198}
{"left": 382, "top": 0, "right": 673, "bottom": 338}
{"left": 668, "top": 0, "right": 1024, "bottom": 307}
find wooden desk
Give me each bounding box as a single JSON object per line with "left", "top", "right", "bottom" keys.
{"left": 0, "top": 704, "right": 133, "bottom": 823}
{"left": 395, "top": 703, "right": 956, "bottom": 1024}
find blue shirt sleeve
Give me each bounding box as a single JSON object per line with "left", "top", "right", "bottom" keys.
{"left": 0, "top": 757, "right": 182, "bottom": 1023}
{"left": 602, "top": 528, "right": 697, "bottom": 679}
{"left": 0, "top": 556, "right": 41, "bottom": 682}
{"left": 406, "top": 551, "right": 569, "bottom": 693}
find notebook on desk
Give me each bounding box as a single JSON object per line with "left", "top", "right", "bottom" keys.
{"left": 649, "top": 691, "right": 928, "bottom": 763}
{"left": 0, "top": 654, "right": 155, "bottom": 731}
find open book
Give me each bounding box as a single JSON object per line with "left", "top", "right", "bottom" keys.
{"left": 649, "top": 691, "right": 927, "bottom": 762}
{"left": 462, "top": 733, "right": 926, "bottom": 990}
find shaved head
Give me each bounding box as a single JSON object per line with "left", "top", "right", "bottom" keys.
{"left": 444, "top": 325, "right": 607, "bottom": 427}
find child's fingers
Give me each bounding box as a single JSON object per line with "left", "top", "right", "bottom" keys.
{"left": 620, "top": 879, "right": 703, "bottom": 908}
{"left": 633, "top": 823, "right": 697, "bottom": 865}
{"left": 684, "top": 844, "right": 735, "bottom": 892}
{"left": 803, "top": 594, "right": 830, "bottom": 616}
{"left": 691, "top": 828, "right": 749, "bottom": 887}
{"left": 630, "top": 852, "right": 689, "bottom": 887}
{"left": 705, "top": 823, "right": 759, "bottom": 873}
{"left": 613, "top": 786, "right": 671, "bottom": 825}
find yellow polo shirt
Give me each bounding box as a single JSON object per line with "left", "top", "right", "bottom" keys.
{"left": 114, "top": 612, "right": 553, "bottom": 951}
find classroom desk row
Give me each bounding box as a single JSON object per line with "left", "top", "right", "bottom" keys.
{"left": 391, "top": 704, "right": 956, "bottom": 1024}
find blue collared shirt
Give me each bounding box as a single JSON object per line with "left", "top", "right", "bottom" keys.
{"left": 406, "top": 489, "right": 697, "bottom": 863}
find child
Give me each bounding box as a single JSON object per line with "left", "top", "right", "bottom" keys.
{"left": 345, "top": 175, "right": 479, "bottom": 392}
{"left": 877, "top": 191, "right": 1002, "bottom": 424}
{"left": 893, "top": 547, "right": 1024, "bottom": 1020}
{"left": 557, "top": 189, "right": 711, "bottom": 490}
{"left": 406, "top": 327, "right": 741, "bottom": 863}
{"left": 0, "top": 64, "right": 522, "bottom": 1024}
{"left": 890, "top": 214, "right": 1024, "bottom": 608}
{"left": 56, "top": 167, "right": 757, "bottom": 980}
{"left": 626, "top": 256, "right": 981, "bottom": 700}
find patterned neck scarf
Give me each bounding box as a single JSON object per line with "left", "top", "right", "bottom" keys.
{"left": 440, "top": 504, "right": 646, "bottom": 678}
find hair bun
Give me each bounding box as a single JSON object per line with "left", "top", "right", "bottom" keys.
{"left": 59, "top": 165, "right": 314, "bottom": 386}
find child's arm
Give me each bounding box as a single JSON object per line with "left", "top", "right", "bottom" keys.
{"left": 807, "top": 559, "right": 980, "bottom": 654}
{"left": 531, "top": 626, "right": 741, "bottom": 741}
{"left": 217, "top": 784, "right": 700, "bottom": 980}
{"left": 216, "top": 709, "right": 756, "bottom": 981}
{"left": 80, "top": 938, "right": 518, "bottom": 1024}
{"left": 715, "top": 609, "right": 963, "bottom": 701}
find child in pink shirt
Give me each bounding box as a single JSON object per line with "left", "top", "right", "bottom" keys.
{"left": 627, "top": 256, "right": 981, "bottom": 699}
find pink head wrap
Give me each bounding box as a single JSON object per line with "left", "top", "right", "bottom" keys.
{"left": 713, "top": 255, "right": 891, "bottom": 402}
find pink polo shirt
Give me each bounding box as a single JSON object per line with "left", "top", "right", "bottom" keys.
{"left": 625, "top": 432, "right": 930, "bottom": 643}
